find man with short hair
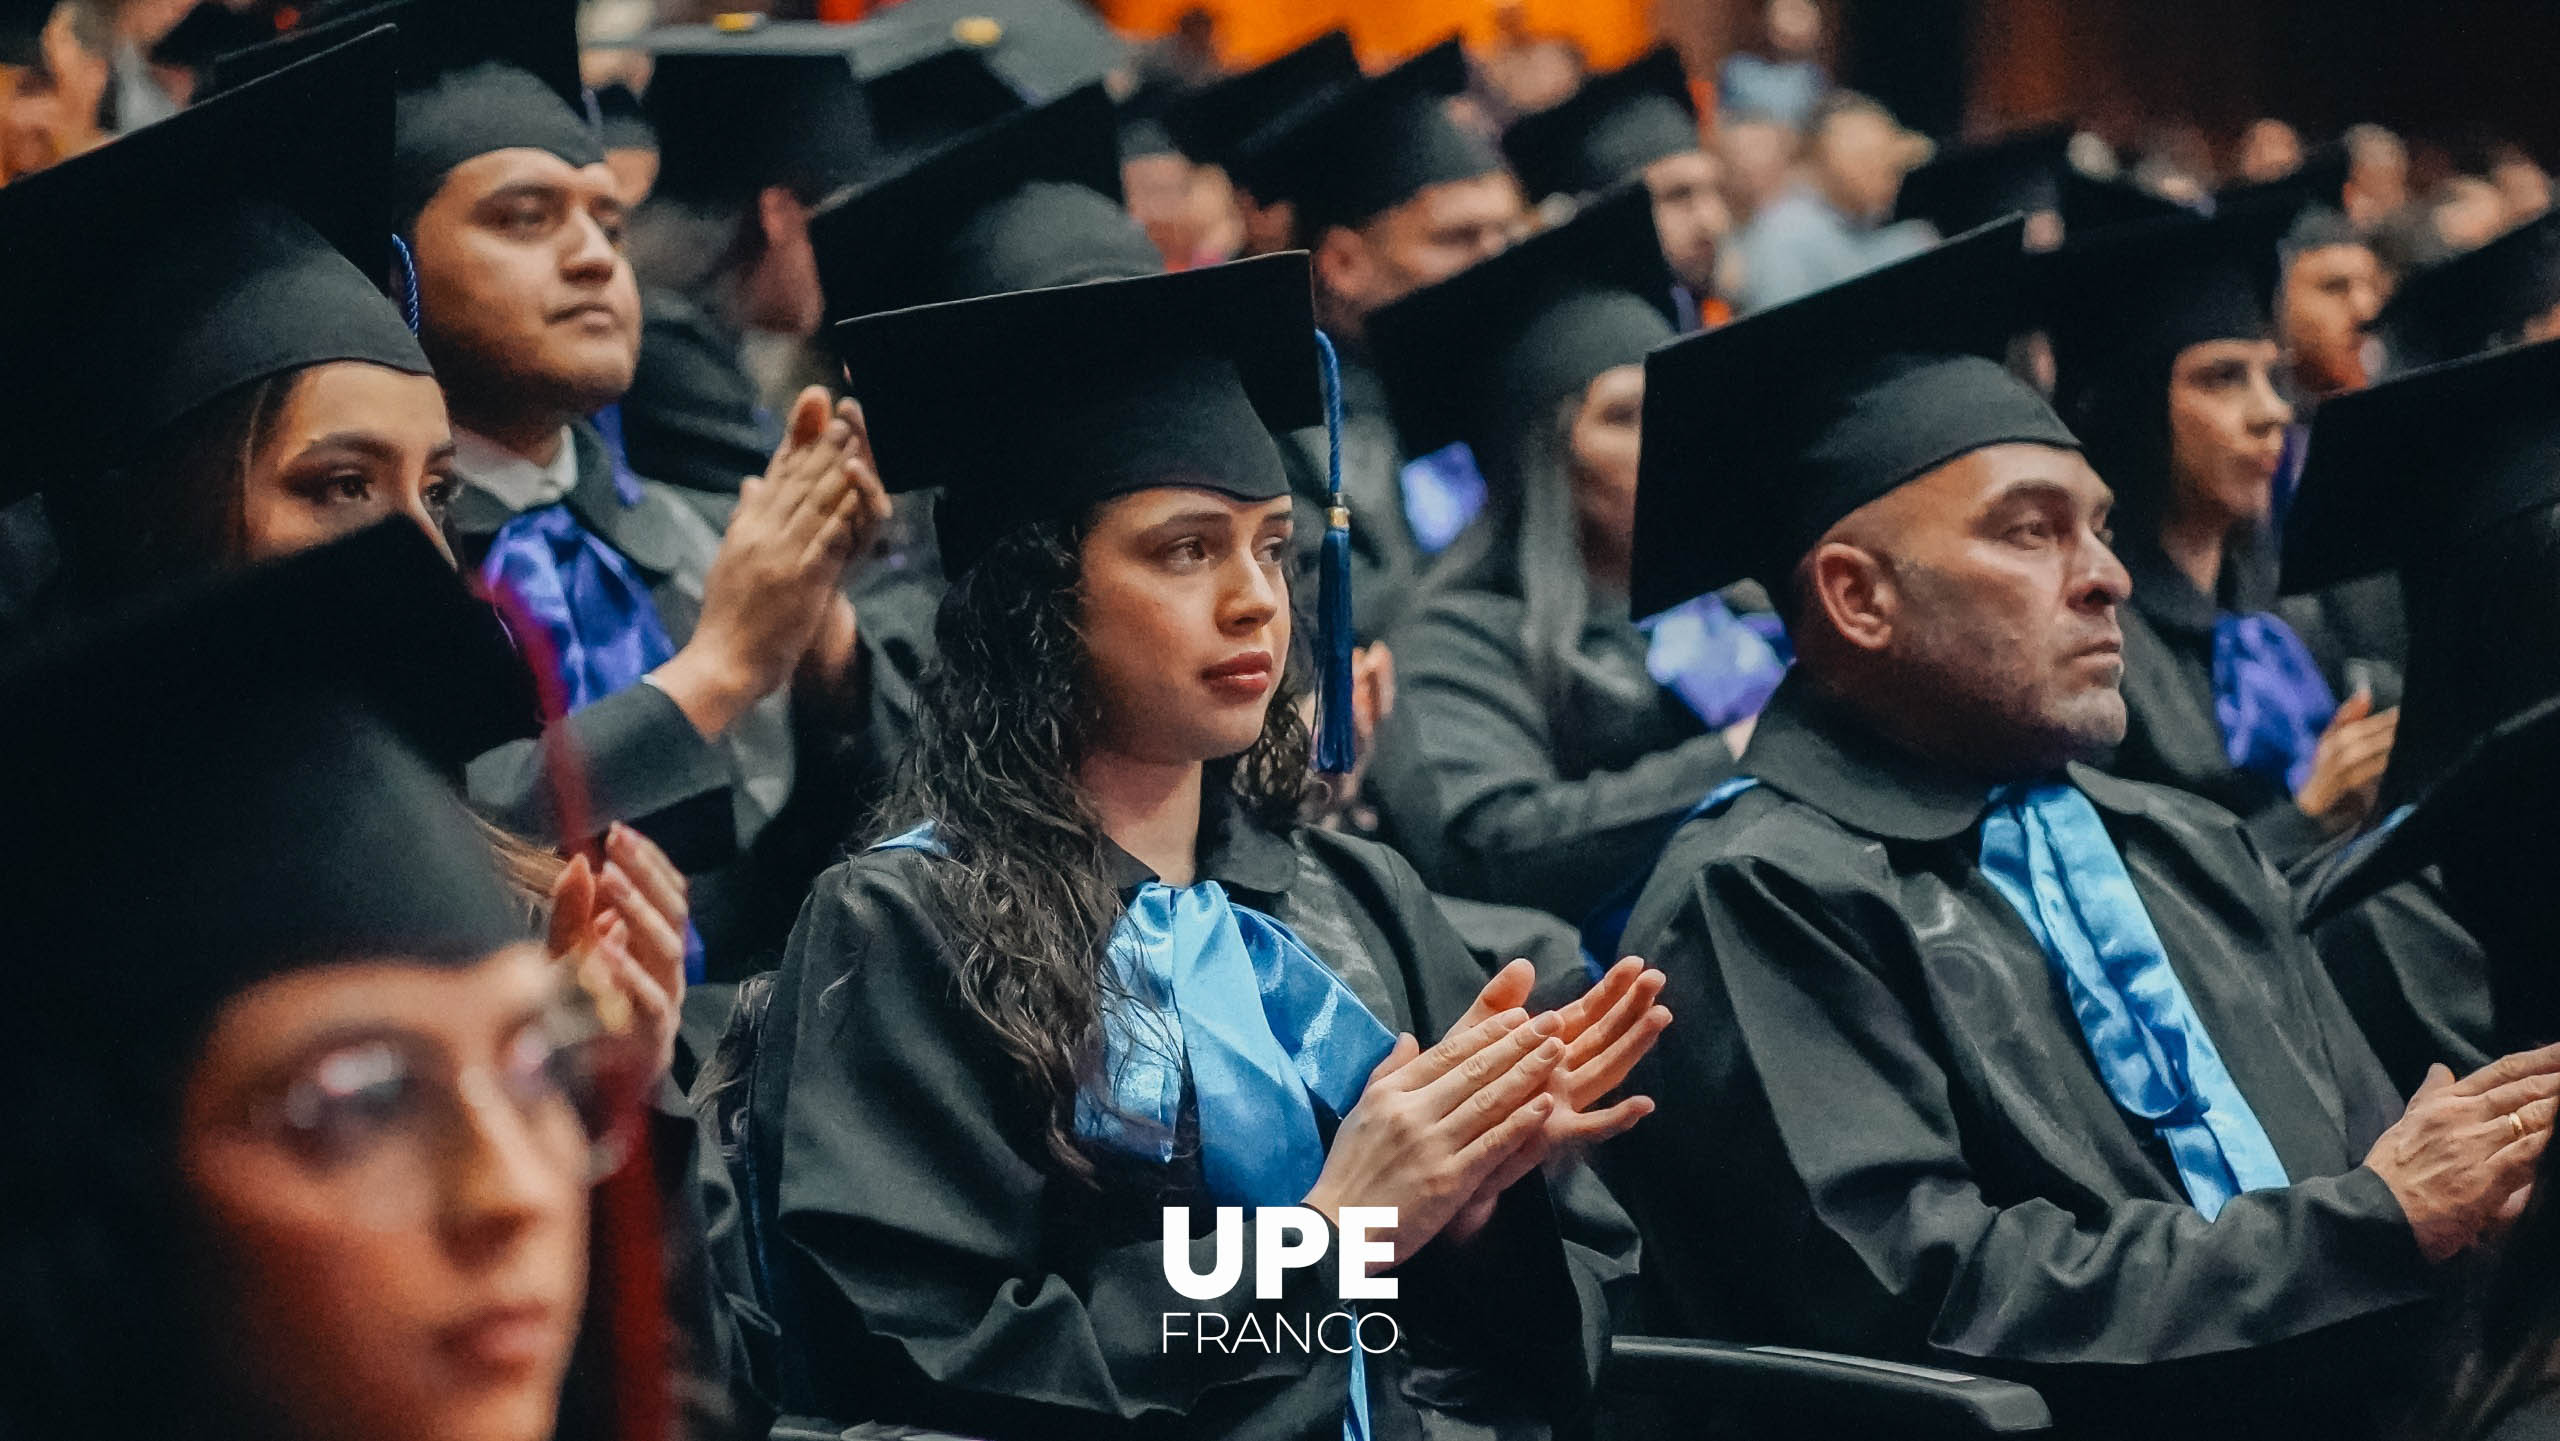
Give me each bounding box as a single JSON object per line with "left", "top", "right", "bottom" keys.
{"left": 2280, "top": 210, "right": 2386, "bottom": 399}
{"left": 1609, "top": 221, "right": 2559, "bottom": 1441}
{"left": 1726, "top": 89, "right": 1929, "bottom": 311}
{"left": 1237, "top": 38, "right": 1528, "bottom": 633}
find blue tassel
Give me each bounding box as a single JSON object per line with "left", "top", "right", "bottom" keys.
{"left": 390, "top": 234, "right": 422, "bottom": 335}
{"left": 1313, "top": 330, "right": 1357, "bottom": 776}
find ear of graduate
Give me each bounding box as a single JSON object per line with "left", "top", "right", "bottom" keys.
{"left": 15, "top": 15, "right": 2560, "bottom": 1441}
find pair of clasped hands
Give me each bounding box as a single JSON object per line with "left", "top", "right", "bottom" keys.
{"left": 1302, "top": 957, "right": 1670, "bottom": 1270}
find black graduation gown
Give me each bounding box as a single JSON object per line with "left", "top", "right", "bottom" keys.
{"left": 1607, "top": 675, "right": 2440, "bottom": 1441}
{"left": 750, "top": 796, "right": 1627, "bottom": 1440}
{"left": 622, "top": 290, "right": 778, "bottom": 530}
{"left": 2304, "top": 861, "right": 2493, "bottom": 1096}
{"left": 1368, "top": 583, "right": 1738, "bottom": 924}
{"left": 448, "top": 422, "right": 911, "bottom": 976}
{"left": 2111, "top": 540, "right": 2333, "bottom": 866}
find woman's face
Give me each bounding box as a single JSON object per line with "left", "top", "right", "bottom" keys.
{"left": 1567, "top": 364, "right": 1647, "bottom": 567}
{"left": 239, "top": 362, "right": 461, "bottom": 566}
{"left": 179, "top": 945, "right": 590, "bottom": 1441}
{"left": 1077, "top": 487, "right": 1296, "bottom": 767}
{"left": 2164, "top": 338, "right": 2292, "bottom": 530}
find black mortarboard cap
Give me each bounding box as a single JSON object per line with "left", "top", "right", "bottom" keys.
{"left": 210, "top": 0, "right": 601, "bottom": 227}
{"left": 2057, "top": 166, "right": 2197, "bottom": 236}
{"left": 2372, "top": 210, "right": 2560, "bottom": 376}
{"left": 2300, "top": 693, "right": 2560, "bottom": 1051}
{"left": 2040, "top": 198, "right": 2291, "bottom": 412}
{"left": 832, "top": 252, "right": 1320, "bottom": 577}
{"left": 640, "top": 27, "right": 874, "bottom": 204}
{"left": 1163, "top": 29, "right": 1357, "bottom": 188}
{"left": 1236, "top": 39, "right": 1506, "bottom": 235}
{"left": 1369, "top": 185, "right": 1677, "bottom": 469}
{"left": 2279, "top": 336, "right": 2560, "bottom": 805}
{"left": 1499, "top": 46, "right": 1698, "bottom": 203}
{"left": 3, "top": 520, "right": 535, "bottom": 1046}
{"left": 593, "top": 79, "right": 655, "bottom": 151}
{"left": 1632, "top": 218, "right": 2078, "bottom": 615}
{"left": 2281, "top": 334, "right": 2560, "bottom": 596}
{"left": 811, "top": 83, "right": 1155, "bottom": 325}
{"left": 843, "top": 0, "right": 1124, "bottom": 101}
{"left": 861, "top": 43, "right": 1026, "bottom": 166}
{"left": 1893, "top": 124, "right": 2071, "bottom": 239}
{"left": 0, "top": 25, "right": 428, "bottom": 502}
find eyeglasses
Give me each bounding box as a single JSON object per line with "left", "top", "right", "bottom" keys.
{"left": 232, "top": 986, "right": 641, "bottom": 1230}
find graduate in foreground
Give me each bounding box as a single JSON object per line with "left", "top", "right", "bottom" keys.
{"left": 745, "top": 254, "right": 1664, "bottom": 1439}
{"left": 1607, "top": 219, "right": 2560, "bottom": 1441}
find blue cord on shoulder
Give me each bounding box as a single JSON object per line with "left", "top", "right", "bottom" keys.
{"left": 389, "top": 234, "right": 422, "bottom": 335}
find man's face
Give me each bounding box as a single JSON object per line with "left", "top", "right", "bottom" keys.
{"left": 1817, "top": 443, "right": 2131, "bottom": 775}
{"left": 1814, "top": 107, "right": 1910, "bottom": 224}
{"left": 1644, "top": 149, "right": 1731, "bottom": 296}
{"left": 410, "top": 148, "right": 640, "bottom": 424}
{"left": 2281, "top": 243, "right": 2382, "bottom": 396}
{"left": 1319, "top": 170, "right": 1526, "bottom": 331}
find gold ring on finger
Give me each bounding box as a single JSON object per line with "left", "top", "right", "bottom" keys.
{"left": 2511, "top": 1111, "right": 2529, "bottom": 1141}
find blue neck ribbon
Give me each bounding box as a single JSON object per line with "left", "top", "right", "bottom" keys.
{"left": 2211, "top": 611, "right": 2336, "bottom": 793}
{"left": 480, "top": 503, "right": 677, "bottom": 713}
{"left": 1642, "top": 593, "right": 1791, "bottom": 732}
{"left": 1399, "top": 442, "right": 1489, "bottom": 556}
{"left": 875, "top": 825, "right": 1394, "bottom": 1441}
{"left": 1979, "top": 783, "right": 2289, "bottom": 1219}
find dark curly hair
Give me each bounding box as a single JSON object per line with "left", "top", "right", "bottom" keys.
{"left": 879, "top": 510, "right": 1312, "bottom": 1182}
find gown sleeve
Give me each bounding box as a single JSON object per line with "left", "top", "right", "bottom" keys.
{"left": 1373, "top": 597, "right": 1737, "bottom": 922}
{"left": 1619, "top": 824, "right": 2438, "bottom": 1379}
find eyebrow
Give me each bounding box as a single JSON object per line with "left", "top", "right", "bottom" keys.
{"left": 290, "top": 432, "right": 409, "bottom": 465}
{"left": 473, "top": 181, "right": 568, "bottom": 212}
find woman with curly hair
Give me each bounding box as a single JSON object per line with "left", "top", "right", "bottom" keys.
{"left": 744, "top": 254, "right": 1667, "bottom": 1440}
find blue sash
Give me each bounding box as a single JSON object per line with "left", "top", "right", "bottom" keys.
{"left": 479, "top": 504, "right": 676, "bottom": 714}
{"left": 2212, "top": 611, "right": 2336, "bottom": 793}
{"left": 875, "top": 825, "right": 1394, "bottom": 1440}
{"left": 1399, "top": 442, "right": 1488, "bottom": 556}
{"left": 1980, "top": 784, "right": 2289, "bottom": 1219}
{"left": 1641, "top": 594, "right": 1790, "bottom": 731}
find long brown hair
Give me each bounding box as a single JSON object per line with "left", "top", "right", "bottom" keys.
{"left": 45, "top": 374, "right": 293, "bottom": 603}
{"left": 879, "top": 511, "right": 1312, "bottom": 1182}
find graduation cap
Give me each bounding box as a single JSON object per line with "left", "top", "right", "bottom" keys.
{"left": 1236, "top": 38, "right": 1506, "bottom": 237}
{"left": 1117, "top": 74, "right": 1181, "bottom": 162}
{"left": 4, "top": 519, "right": 536, "bottom": 1056}
{"left": 1499, "top": 46, "right": 1699, "bottom": 203}
{"left": 2277, "top": 335, "right": 2560, "bottom": 801}
{"left": 1632, "top": 218, "right": 2077, "bottom": 616}
{"left": 2299, "top": 692, "right": 2560, "bottom": 1050}
{"left": 842, "top": 0, "right": 1124, "bottom": 101}
{"left": 862, "top": 42, "right": 1027, "bottom": 166}
{"left": 2281, "top": 334, "right": 2560, "bottom": 596}
{"left": 592, "top": 79, "right": 654, "bottom": 151}
{"left": 639, "top": 27, "right": 874, "bottom": 204}
{"left": 1369, "top": 185, "right": 1678, "bottom": 473}
{"left": 0, "top": 24, "right": 427, "bottom": 502}
{"left": 2371, "top": 209, "right": 2560, "bottom": 376}
{"left": 1163, "top": 29, "right": 1358, "bottom": 193}
{"left": 831, "top": 252, "right": 1318, "bottom": 577}
{"left": 811, "top": 83, "right": 1155, "bottom": 326}
{"left": 2040, "top": 198, "right": 2292, "bottom": 413}
{"left": 2057, "top": 166, "right": 2198, "bottom": 236}
{"left": 209, "top": 0, "right": 600, "bottom": 226}
{"left": 1893, "top": 124, "right": 2071, "bottom": 239}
